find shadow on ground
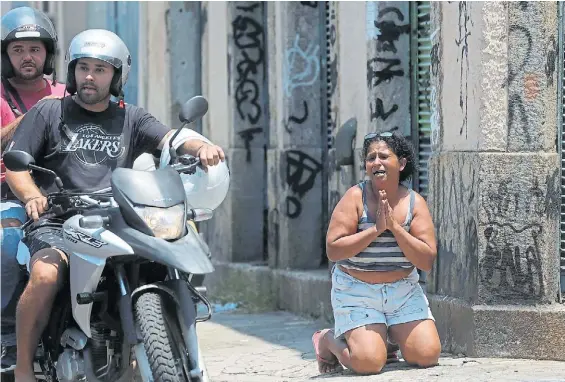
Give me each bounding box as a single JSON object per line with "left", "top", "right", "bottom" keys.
{"left": 202, "top": 309, "right": 428, "bottom": 377}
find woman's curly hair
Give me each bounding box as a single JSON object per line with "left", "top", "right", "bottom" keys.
{"left": 361, "top": 132, "right": 418, "bottom": 183}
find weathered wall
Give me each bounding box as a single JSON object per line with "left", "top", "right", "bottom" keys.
{"left": 428, "top": 1, "right": 560, "bottom": 304}
{"left": 353, "top": 1, "right": 412, "bottom": 181}
{"left": 327, "top": 1, "right": 366, "bottom": 227}
{"left": 328, "top": 2, "right": 412, "bottom": 224}
{"left": 145, "top": 1, "right": 172, "bottom": 127}
{"left": 439, "top": 2, "right": 482, "bottom": 151}
{"left": 266, "top": 2, "right": 325, "bottom": 269}
{"left": 427, "top": 1, "right": 563, "bottom": 359}
{"left": 365, "top": 1, "right": 411, "bottom": 137}
{"left": 168, "top": 2, "right": 202, "bottom": 131}
{"left": 201, "top": 2, "right": 266, "bottom": 263}
{"left": 428, "top": 152, "right": 480, "bottom": 301}
{"left": 478, "top": 154, "right": 559, "bottom": 304}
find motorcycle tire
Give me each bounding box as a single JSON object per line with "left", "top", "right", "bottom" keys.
{"left": 135, "top": 292, "right": 184, "bottom": 382}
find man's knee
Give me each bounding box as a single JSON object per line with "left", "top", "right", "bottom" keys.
{"left": 29, "top": 248, "right": 68, "bottom": 288}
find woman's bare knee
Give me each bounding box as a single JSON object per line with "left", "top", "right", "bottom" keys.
{"left": 390, "top": 319, "right": 441, "bottom": 368}
{"left": 344, "top": 324, "right": 388, "bottom": 375}
{"left": 403, "top": 343, "right": 441, "bottom": 368}
{"left": 347, "top": 341, "right": 387, "bottom": 375}
{"left": 348, "top": 350, "right": 386, "bottom": 374}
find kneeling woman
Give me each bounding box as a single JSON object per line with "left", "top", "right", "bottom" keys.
{"left": 313, "top": 132, "right": 441, "bottom": 374}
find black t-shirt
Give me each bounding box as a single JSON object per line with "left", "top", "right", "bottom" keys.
{"left": 9, "top": 96, "right": 170, "bottom": 194}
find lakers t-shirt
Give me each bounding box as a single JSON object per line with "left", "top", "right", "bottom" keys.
{"left": 9, "top": 96, "right": 169, "bottom": 194}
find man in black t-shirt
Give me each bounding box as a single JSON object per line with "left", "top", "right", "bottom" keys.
{"left": 4, "top": 29, "right": 225, "bottom": 382}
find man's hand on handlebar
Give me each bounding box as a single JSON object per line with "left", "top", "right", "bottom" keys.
{"left": 25, "top": 195, "right": 49, "bottom": 221}
{"left": 196, "top": 143, "right": 226, "bottom": 170}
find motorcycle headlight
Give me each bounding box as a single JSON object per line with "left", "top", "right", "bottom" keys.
{"left": 132, "top": 204, "right": 185, "bottom": 240}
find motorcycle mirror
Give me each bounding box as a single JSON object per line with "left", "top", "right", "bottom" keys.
{"left": 3, "top": 150, "right": 35, "bottom": 172}
{"left": 169, "top": 96, "right": 209, "bottom": 163}
{"left": 3, "top": 150, "right": 64, "bottom": 190}
{"left": 179, "top": 96, "right": 209, "bottom": 124}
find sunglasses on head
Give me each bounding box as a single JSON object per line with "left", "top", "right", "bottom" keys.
{"left": 364, "top": 131, "right": 393, "bottom": 141}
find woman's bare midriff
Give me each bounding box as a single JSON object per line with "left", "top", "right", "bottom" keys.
{"left": 339, "top": 264, "right": 414, "bottom": 284}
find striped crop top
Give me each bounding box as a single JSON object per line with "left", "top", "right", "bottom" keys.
{"left": 337, "top": 181, "right": 415, "bottom": 272}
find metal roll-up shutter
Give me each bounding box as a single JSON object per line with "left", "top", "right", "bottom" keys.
{"left": 411, "top": 1, "right": 432, "bottom": 198}
{"left": 558, "top": 1, "right": 564, "bottom": 299}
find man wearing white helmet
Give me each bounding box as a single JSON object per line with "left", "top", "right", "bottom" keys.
{"left": 4, "top": 29, "right": 225, "bottom": 381}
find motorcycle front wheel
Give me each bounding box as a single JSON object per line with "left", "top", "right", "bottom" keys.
{"left": 135, "top": 292, "right": 185, "bottom": 382}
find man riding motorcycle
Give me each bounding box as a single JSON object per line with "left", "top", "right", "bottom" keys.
{"left": 1, "top": 7, "right": 66, "bottom": 372}
{"left": 4, "top": 28, "right": 225, "bottom": 382}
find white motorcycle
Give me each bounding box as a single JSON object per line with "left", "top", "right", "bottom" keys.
{"left": 2, "top": 96, "right": 228, "bottom": 382}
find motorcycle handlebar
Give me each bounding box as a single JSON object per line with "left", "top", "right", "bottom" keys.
{"left": 19, "top": 160, "right": 201, "bottom": 230}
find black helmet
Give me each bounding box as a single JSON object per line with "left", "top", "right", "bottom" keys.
{"left": 1, "top": 7, "right": 58, "bottom": 78}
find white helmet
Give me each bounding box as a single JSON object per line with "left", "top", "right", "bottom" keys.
{"left": 156, "top": 127, "right": 230, "bottom": 210}
{"left": 65, "top": 29, "right": 131, "bottom": 97}
{"left": 181, "top": 161, "right": 230, "bottom": 210}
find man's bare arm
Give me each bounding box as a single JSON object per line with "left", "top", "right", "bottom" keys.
{"left": 1, "top": 116, "right": 23, "bottom": 150}
{"left": 5, "top": 169, "right": 43, "bottom": 203}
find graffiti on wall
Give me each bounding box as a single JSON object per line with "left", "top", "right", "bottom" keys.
{"left": 283, "top": 34, "right": 321, "bottom": 97}
{"left": 283, "top": 33, "right": 320, "bottom": 133}
{"left": 231, "top": 2, "right": 265, "bottom": 161}
{"left": 507, "top": 23, "right": 532, "bottom": 146}
{"left": 455, "top": 2, "right": 472, "bottom": 138}
{"left": 327, "top": 3, "right": 338, "bottom": 146}
{"left": 506, "top": 2, "right": 556, "bottom": 151}
{"left": 374, "top": 7, "right": 410, "bottom": 54}
{"left": 366, "top": 5, "right": 409, "bottom": 128}
{"left": 479, "top": 169, "right": 559, "bottom": 300}
{"left": 431, "top": 157, "right": 478, "bottom": 299}
{"left": 285, "top": 150, "right": 322, "bottom": 218}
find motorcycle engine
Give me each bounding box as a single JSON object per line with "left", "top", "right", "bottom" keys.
{"left": 90, "top": 322, "right": 122, "bottom": 377}
{"left": 56, "top": 349, "right": 85, "bottom": 382}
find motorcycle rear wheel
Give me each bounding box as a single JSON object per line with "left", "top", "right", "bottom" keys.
{"left": 135, "top": 292, "right": 185, "bottom": 382}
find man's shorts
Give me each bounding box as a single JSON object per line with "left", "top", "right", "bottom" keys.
{"left": 331, "top": 265, "right": 434, "bottom": 339}
{"left": 20, "top": 224, "right": 69, "bottom": 273}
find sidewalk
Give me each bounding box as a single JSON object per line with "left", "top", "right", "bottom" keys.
{"left": 197, "top": 310, "right": 565, "bottom": 382}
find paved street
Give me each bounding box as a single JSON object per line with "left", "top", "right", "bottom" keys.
{"left": 197, "top": 310, "right": 565, "bottom": 382}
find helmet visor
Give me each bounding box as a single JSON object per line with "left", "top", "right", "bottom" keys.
{"left": 1, "top": 7, "right": 56, "bottom": 41}
{"left": 69, "top": 52, "right": 123, "bottom": 69}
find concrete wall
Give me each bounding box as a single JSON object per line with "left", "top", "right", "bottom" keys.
{"left": 329, "top": 0, "right": 368, "bottom": 203}
{"left": 200, "top": 2, "right": 267, "bottom": 264}
{"left": 365, "top": 1, "right": 411, "bottom": 138}
{"left": 427, "top": 1, "right": 563, "bottom": 359}
{"left": 145, "top": 2, "right": 172, "bottom": 126}
{"left": 428, "top": 1, "right": 560, "bottom": 305}
{"left": 328, "top": 1, "right": 412, "bottom": 236}
{"left": 167, "top": 1, "right": 202, "bottom": 131}
{"left": 266, "top": 2, "right": 326, "bottom": 270}
{"left": 51, "top": 1, "right": 87, "bottom": 79}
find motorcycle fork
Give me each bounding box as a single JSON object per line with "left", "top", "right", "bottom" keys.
{"left": 114, "top": 263, "right": 139, "bottom": 345}
{"left": 165, "top": 268, "right": 203, "bottom": 381}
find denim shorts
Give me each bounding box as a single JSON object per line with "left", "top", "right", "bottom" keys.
{"left": 331, "top": 265, "right": 434, "bottom": 339}
{"left": 0, "top": 200, "right": 28, "bottom": 312}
